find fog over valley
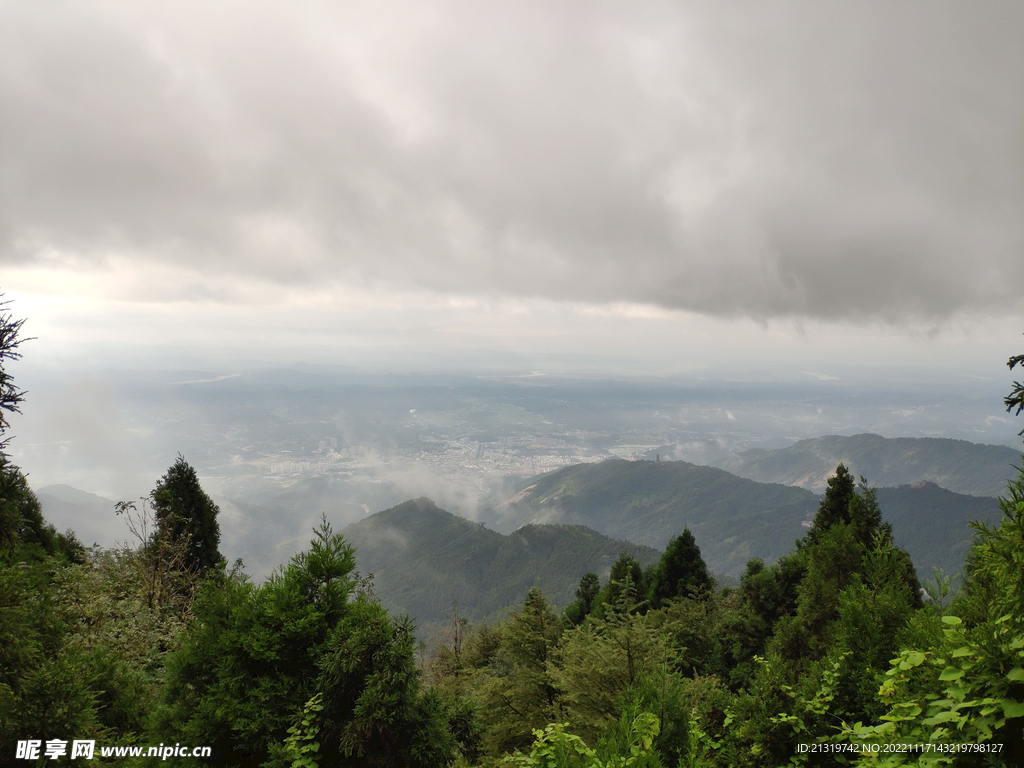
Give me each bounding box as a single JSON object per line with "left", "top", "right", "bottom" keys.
{"left": 10, "top": 361, "right": 1020, "bottom": 579}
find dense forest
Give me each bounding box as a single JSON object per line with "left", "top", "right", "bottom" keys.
{"left": 2, "top": 302, "right": 1023, "bottom": 767}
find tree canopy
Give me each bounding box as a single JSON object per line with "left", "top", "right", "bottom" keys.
{"left": 151, "top": 455, "right": 223, "bottom": 573}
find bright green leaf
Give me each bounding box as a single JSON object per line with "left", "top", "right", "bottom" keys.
{"left": 1002, "top": 698, "right": 1024, "bottom": 718}
{"left": 922, "top": 711, "right": 959, "bottom": 725}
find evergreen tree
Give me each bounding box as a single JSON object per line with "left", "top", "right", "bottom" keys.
{"left": 155, "top": 520, "right": 465, "bottom": 767}
{"left": 315, "top": 602, "right": 461, "bottom": 768}
{"left": 151, "top": 455, "right": 223, "bottom": 573}
{"left": 598, "top": 551, "right": 645, "bottom": 617}
{"left": 648, "top": 527, "right": 713, "bottom": 608}
{"left": 0, "top": 461, "right": 81, "bottom": 561}
{"left": 0, "top": 295, "right": 29, "bottom": 448}
{"left": 804, "top": 463, "right": 857, "bottom": 545}
{"left": 563, "top": 572, "right": 600, "bottom": 626}
{"left": 475, "top": 587, "right": 560, "bottom": 755}
{"left": 0, "top": 299, "right": 82, "bottom": 562}
{"left": 152, "top": 521, "right": 354, "bottom": 766}
{"left": 553, "top": 591, "right": 673, "bottom": 744}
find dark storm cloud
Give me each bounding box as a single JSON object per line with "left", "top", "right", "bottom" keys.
{"left": 1, "top": 1, "right": 1021, "bottom": 321}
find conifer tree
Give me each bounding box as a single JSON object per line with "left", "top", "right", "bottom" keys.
{"left": 648, "top": 527, "right": 713, "bottom": 608}
{"left": 475, "top": 588, "right": 560, "bottom": 755}
{"left": 0, "top": 295, "right": 28, "bottom": 447}
{"left": 563, "top": 572, "right": 600, "bottom": 626}
{"left": 151, "top": 455, "right": 223, "bottom": 573}
{"left": 805, "top": 463, "right": 857, "bottom": 545}
{"left": 599, "top": 551, "right": 645, "bottom": 616}
{"left": 553, "top": 576, "right": 675, "bottom": 746}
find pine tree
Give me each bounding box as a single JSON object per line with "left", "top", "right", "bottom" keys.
{"left": 553, "top": 580, "right": 674, "bottom": 746}
{"left": 598, "top": 551, "right": 645, "bottom": 617}
{"left": 648, "top": 527, "right": 713, "bottom": 608}
{"left": 151, "top": 455, "right": 223, "bottom": 573}
{"left": 563, "top": 572, "right": 600, "bottom": 626}
{"left": 316, "top": 602, "right": 461, "bottom": 768}
{"left": 0, "top": 295, "right": 29, "bottom": 448}
{"left": 805, "top": 463, "right": 857, "bottom": 545}
{"left": 475, "top": 588, "right": 560, "bottom": 755}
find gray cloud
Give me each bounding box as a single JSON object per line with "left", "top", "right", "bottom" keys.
{"left": 1, "top": 1, "right": 1021, "bottom": 321}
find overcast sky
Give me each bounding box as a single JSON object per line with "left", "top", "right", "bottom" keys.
{"left": 2, "top": 1, "right": 1022, "bottom": 375}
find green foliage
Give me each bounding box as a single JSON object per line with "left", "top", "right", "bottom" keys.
{"left": 474, "top": 588, "right": 562, "bottom": 756}
{"left": 152, "top": 520, "right": 355, "bottom": 766}
{"left": 838, "top": 612, "right": 1023, "bottom": 765}
{"left": 715, "top": 554, "right": 806, "bottom": 688}
{"left": 319, "top": 602, "right": 461, "bottom": 767}
{"left": 648, "top": 528, "right": 713, "bottom": 609}
{"left": 151, "top": 455, "right": 223, "bottom": 573}
{"left": 503, "top": 714, "right": 662, "bottom": 768}
{"left": 155, "top": 517, "right": 466, "bottom": 768}
{"left": 0, "top": 296, "right": 29, "bottom": 444}
{"left": 955, "top": 470, "right": 1024, "bottom": 625}
{"left": 0, "top": 549, "right": 164, "bottom": 757}
{"left": 1, "top": 459, "right": 83, "bottom": 561}
{"left": 280, "top": 693, "right": 324, "bottom": 768}
{"left": 504, "top": 722, "right": 598, "bottom": 768}
{"left": 564, "top": 573, "right": 601, "bottom": 626}
{"left": 554, "top": 606, "right": 673, "bottom": 744}
{"left": 793, "top": 522, "right": 863, "bottom": 659}
{"left": 594, "top": 672, "right": 689, "bottom": 768}
{"left": 597, "top": 552, "right": 647, "bottom": 619}
{"left": 805, "top": 464, "right": 857, "bottom": 545}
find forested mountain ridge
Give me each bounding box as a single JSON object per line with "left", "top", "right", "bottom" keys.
{"left": 875, "top": 482, "right": 1001, "bottom": 579}
{"left": 343, "top": 497, "right": 660, "bottom": 624}
{"left": 500, "top": 460, "right": 819, "bottom": 577}
{"left": 710, "top": 432, "right": 1021, "bottom": 497}
{"left": 499, "top": 458, "right": 1001, "bottom": 580}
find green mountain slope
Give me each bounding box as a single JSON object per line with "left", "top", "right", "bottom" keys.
{"left": 498, "top": 459, "right": 1003, "bottom": 581}
{"left": 875, "top": 482, "right": 1000, "bottom": 581}
{"left": 343, "top": 497, "right": 659, "bottom": 624}
{"left": 712, "top": 433, "right": 1020, "bottom": 497}
{"left": 498, "top": 459, "right": 819, "bottom": 577}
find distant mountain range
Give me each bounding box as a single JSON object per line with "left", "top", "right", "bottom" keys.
{"left": 497, "top": 459, "right": 1001, "bottom": 580}
{"left": 497, "top": 459, "right": 817, "bottom": 577}
{"left": 343, "top": 497, "right": 659, "bottom": 625}
{"left": 707, "top": 433, "right": 1021, "bottom": 498}
{"left": 36, "top": 430, "right": 1014, "bottom": 623}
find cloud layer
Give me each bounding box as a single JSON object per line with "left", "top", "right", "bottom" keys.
{"left": 2, "top": 1, "right": 1021, "bottom": 322}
